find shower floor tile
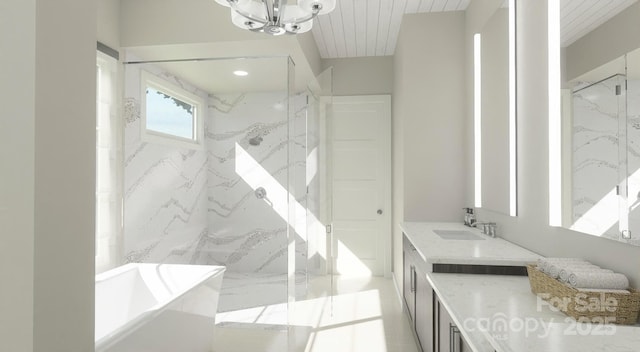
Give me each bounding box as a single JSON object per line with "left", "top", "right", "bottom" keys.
{"left": 212, "top": 275, "right": 419, "bottom": 352}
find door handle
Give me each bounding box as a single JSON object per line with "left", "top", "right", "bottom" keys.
{"left": 377, "top": 209, "right": 383, "bottom": 215}
{"left": 410, "top": 265, "right": 415, "bottom": 292}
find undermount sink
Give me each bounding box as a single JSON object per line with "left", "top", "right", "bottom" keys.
{"left": 433, "top": 230, "right": 485, "bottom": 241}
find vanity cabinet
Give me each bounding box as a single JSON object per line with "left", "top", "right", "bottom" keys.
{"left": 435, "top": 295, "right": 473, "bottom": 352}
{"left": 403, "top": 235, "right": 416, "bottom": 322}
{"left": 403, "top": 234, "right": 434, "bottom": 352}
{"left": 400, "top": 222, "right": 539, "bottom": 352}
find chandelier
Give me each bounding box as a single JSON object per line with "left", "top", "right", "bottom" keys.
{"left": 214, "top": 0, "right": 336, "bottom": 36}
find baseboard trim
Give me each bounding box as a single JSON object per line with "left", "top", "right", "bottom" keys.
{"left": 391, "top": 273, "right": 404, "bottom": 309}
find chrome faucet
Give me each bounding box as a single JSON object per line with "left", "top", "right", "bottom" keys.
{"left": 486, "top": 222, "right": 497, "bottom": 237}
{"left": 473, "top": 222, "right": 497, "bottom": 237}
{"left": 463, "top": 208, "right": 476, "bottom": 227}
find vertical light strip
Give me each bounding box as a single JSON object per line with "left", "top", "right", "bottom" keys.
{"left": 474, "top": 33, "right": 482, "bottom": 208}
{"left": 548, "top": 0, "right": 562, "bottom": 226}
{"left": 509, "top": 0, "right": 517, "bottom": 216}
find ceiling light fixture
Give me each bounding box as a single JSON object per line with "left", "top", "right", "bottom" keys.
{"left": 214, "top": 0, "right": 336, "bottom": 36}
{"left": 233, "top": 70, "right": 249, "bottom": 76}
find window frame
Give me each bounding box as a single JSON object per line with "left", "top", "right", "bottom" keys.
{"left": 140, "top": 70, "right": 205, "bottom": 150}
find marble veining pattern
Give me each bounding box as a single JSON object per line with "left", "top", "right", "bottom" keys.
{"left": 123, "top": 60, "right": 322, "bottom": 319}
{"left": 625, "top": 79, "right": 640, "bottom": 246}
{"left": 123, "top": 64, "right": 209, "bottom": 265}
{"left": 571, "top": 77, "right": 640, "bottom": 244}
{"left": 206, "top": 91, "right": 289, "bottom": 275}
{"left": 571, "top": 77, "right": 621, "bottom": 239}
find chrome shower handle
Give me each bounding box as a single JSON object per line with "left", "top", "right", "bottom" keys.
{"left": 255, "top": 187, "right": 267, "bottom": 199}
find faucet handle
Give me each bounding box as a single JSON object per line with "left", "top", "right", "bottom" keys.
{"left": 487, "top": 223, "right": 497, "bottom": 237}
{"left": 472, "top": 222, "right": 487, "bottom": 231}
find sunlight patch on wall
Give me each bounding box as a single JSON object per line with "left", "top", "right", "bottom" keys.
{"left": 235, "top": 143, "right": 327, "bottom": 261}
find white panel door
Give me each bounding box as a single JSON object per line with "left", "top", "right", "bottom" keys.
{"left": 331, "top": 95, "right": 391, "bottom": 277}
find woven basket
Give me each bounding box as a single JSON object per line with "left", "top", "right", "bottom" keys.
{"left": 526, "top": 264, "right": 640, "bottom": 324}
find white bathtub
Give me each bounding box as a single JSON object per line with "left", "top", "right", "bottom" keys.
{"left": 95, "top": 263, "right": 225, "bottom": 352}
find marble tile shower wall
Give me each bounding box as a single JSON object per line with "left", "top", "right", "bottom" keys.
{"left": 626, "top": 79, "right": 640, "bottom": 245}
{"left": 200, "top": 91, "right": 307, "bottom": 274}
{"left": 123, "top": 65, "right": 209, "bottom": 263}
{"left": 305, "top": 95, "right": 325, "bottom": 276}
{"left": 294, "top": 93, "right": 310, "bottom": 280}
{"left": 572, "top": 78, "right": 640, "bottom": 244}
{"left": 123, "top": 64, "right": 313, "bottom": 276}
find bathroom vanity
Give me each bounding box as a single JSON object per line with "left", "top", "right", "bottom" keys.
{"left": 401, "top": 222, "right": 640, "bottom": 352}
{"left": 401, "top": 222, "right": 540, "bottom": 351}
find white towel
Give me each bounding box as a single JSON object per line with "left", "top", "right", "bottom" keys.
{"left": 568, "top": 272, "right": 629, "bottom": 290}
{"left": 548, "top": 264, "right": 562, "bottom": 279}
{"left": 538, "top": 258, "right": 587, "bottom": 275}
{"left": 558, "top": 265, "right": 604, "bottom": 282}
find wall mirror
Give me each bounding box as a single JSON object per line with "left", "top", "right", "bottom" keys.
{"left": 479, "top": 0, "right": 517, "bottom": 216}
{"left": 558, "top": 0, "right": 640, "bottom": 245}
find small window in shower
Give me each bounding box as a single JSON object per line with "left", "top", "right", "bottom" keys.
{"left": 141, "top": 71, "right": 204, "bottom": 148}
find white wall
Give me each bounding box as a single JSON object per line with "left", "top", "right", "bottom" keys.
{"left": 298, "top": 32, "right": 322, "bottom": 76}
{"left": 474, "top": 0, "right": 640, "bottom": 287}
{"left": 480, "top": 8, "right": 510, "bottom": 215}
{"left": 392, "top": 11, "right": 467, "bottom": 281}
{"left": 464, "top": 0, "right": 504, "bottom": 207}
{"left": 0, "top": 1, "right": 36, "bottom": 350}
{"left": 1, "top": 0, "right": 97, "bottom": 351}
{"left": 396, "top": 12, "right": 467, "bottom": 221}
{"left": 321, "top": 56, "right": 394, "bottom": 96}
{"left": 118, "top": 0, "right": 318, "bottom": 93}
{"left": 120, "top": 0, "right": 258, "bottom": 47}
{"left": 565, "top": 1, "right": 640, "bottom": 81}
{"left": 34, "top": 0, "right": 97, "bottom": 350}
{"left": 97, "top": 0, "right": 120, "bottom": 49}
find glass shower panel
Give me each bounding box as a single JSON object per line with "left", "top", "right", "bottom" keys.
{"left": 626, "top": 49, "right": 640, "bottom": 245}
{"left": 122, "top": 57, "right": 293, "bottom": 335}
{"left": 571, "top": 74, "right": 626, "bottom": 238}
{"left": 304, "top": 67, "right": 333, "bottom": 279}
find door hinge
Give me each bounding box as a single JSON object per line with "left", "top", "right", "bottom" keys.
{"left": 616, "top": 85, "right": 622, "bottom": 96}
{"left": 616, "top": 185, "right": 620, "bottom": 195}
{"left": 326, "top": 224, "right": 332, "bottom": 234}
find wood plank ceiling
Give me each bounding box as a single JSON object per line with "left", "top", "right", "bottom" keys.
{"left": 311, "top": 0, "right": 471, "bottom": 58}
{"left": 560, "top": 0, "right": 638, "bottom": 47}
{"left": 311, "top": 0, "right": 638, "bottom": 58}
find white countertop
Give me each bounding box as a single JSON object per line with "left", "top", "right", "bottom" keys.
{"left": 427, "top": 273, "right": 640, "bottom": 352}
{"left": 401, "top": 222, "right": 541, "bottom": 266}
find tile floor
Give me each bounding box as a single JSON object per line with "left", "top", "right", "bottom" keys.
{"left": 213, "top": 275, "right": 420, "bottom": 352}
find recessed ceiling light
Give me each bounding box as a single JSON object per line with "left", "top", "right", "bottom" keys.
{"left": 233, "top": 70, "right": 249, "bottom": 77}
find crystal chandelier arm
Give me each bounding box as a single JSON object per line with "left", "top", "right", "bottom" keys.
{"left": 270, "top": 0, "right": 285, "bottom": 26}
{"left": 263, "top": 0, "right": 275, "bottom": 22}
{"left": 227, "top": 0, "right": 268, "bottom": 25}
{"left": 281, "top": 11, "right": 316, "bottom": 25}
{"left": 217, "top": 0, "right": 330, "bottom": 35}
{"left": 281, "top": 1, "right": 322, "bottom": 25}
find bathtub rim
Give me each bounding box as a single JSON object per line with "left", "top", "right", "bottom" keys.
{"left": 95, "top": 263, "right": 226, "bottom": 352}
